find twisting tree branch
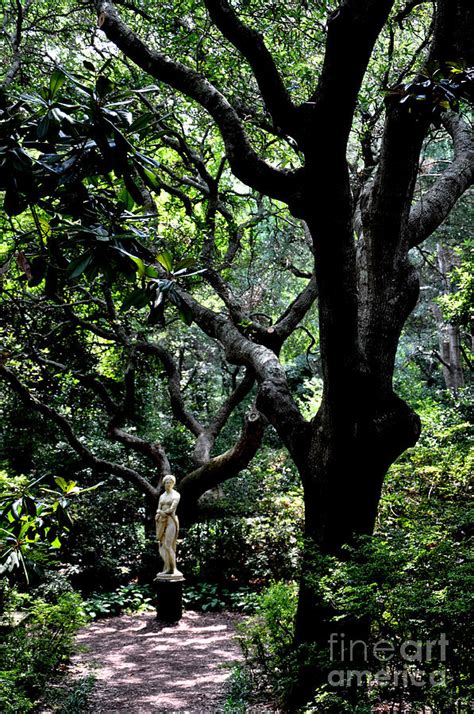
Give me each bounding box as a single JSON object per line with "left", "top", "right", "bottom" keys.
{"left": 272, "top": 274, "right": 318, "bottom": 346}
{"left": 178, "top": 407, "right": 265, "bottom": 506}
{"left": 408, "top": 114, "right": 474, "bottom": 247}
{"left": 0, "top": 363, "right": 159, "bottom": 500}
{"left": 95, "top": 1, "right": 300, "bottom": 202}
{"left": 172, "top": 288, "right": 310, "bottom": 469}
{"left": 202, "top": 0, "right": 297, "bottom": 135}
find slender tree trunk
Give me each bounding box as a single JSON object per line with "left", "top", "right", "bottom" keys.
{"left": 433, "top": 245, "right": 465, "bottom": 393}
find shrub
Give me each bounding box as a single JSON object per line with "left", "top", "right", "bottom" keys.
{"left": 43, "top": 674, "right": 96, "bottom": 713}
{"left": 233, "top": 581, "right": 298, "bottom": 704}
{"left": 184, "top": 582, "right": 259, "bottom": 613}
{"left": 0, "top": 588, "right": 88, "bottom": 713}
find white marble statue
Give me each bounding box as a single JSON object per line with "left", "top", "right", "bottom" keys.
{"left": 155, "top": 475, "right": 183, "bottom": 578}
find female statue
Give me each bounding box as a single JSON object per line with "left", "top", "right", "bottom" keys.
{"left": 155, "top": 475, "right": 182, "bottom": 577}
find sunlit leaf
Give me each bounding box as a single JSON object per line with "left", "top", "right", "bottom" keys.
{"left": 156, "top": 250, "right": 173, "bottom": 272}
{"left": 49, "top": 69, "right": 66, "bottom": 98}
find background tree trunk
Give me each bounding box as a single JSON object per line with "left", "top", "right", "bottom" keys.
{"left": 433, "top": 245, "right": 465, "bottom": 393}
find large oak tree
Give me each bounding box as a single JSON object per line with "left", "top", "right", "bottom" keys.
{"left": 1, "top": 0, "right": 473, "bottom": 705}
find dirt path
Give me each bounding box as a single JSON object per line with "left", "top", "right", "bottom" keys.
{"left": 69, "top": 610, "right": 244, "bottom": 713}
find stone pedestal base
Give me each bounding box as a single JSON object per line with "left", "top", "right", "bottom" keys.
{"left": 154, "top": 574, "right": 185, "bottom": 623}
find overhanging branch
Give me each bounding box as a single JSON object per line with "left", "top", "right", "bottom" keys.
{"left": 95, "top": 1, "right": 298, "bottom": 202}
{"left": 0, "top": 364, "right": 158, "bottom": 500}
{"left": 178, "top": 407, "right": 265, "bottom": 503}
{"left": 408, "top": 114, "right": 474, "bottom": 247}
{"left": 203, "top": 0, "right": 297, "bottom": 136}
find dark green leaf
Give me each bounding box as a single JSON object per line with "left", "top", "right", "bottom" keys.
{"left": 178, "top": 303, "right": 194, "bottom": 326}
{"left": 66, "top": 252, "right": 93, "bottom": 279}
{"left": 23, "top": 496, "right": 37, "bottom": 517}
{"left": 118, "top": 187, "right": 136, "bottom": 210}
{"left": 11, "top": 498, "right": 22, "bottom": 520}
{"left": 36, "top": 114, "right": 51, "bottom": 140}
{"left": 28, "top": 256, "right": 47, "bottom": 287}
{"left": 174, "top": 257, "right": 196, "bottom": 271}
{"left": 96, "top": 75, "right": 114, "bottom": 98}
{"left": 148, "top": 301, "right": 166, "bottom": 326}
{"left": 122, "top": 288, "right": 149, "bottom": 311}
{"left": 129, "top": 112, "right": 154, "bottom": 133}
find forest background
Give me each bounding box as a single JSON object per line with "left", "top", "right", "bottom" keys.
{"left": 0, "top": 0, "right": 472, "bottom": 711}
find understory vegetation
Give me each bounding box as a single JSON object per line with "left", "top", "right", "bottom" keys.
{"left": 223, "top": 393, "right": 473, "bottom": 713}
{"left": 1, "top": 382, "right": 472, "bottom": 712}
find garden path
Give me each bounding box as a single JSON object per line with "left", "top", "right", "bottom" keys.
{"left": 68, "top": 610, "right": 244, "bottom": 713}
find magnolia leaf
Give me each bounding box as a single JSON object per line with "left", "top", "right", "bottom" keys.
{"left": 122, "top": 288, "right": 149, "bottom": 311}
{"left": 129, "top": 112, "right": 154, "bottom": 133}
{"left": 66, "top": 252, "right": 93, "bottom": 279}
{"left": 118, "top": 187, "right": 136, "bottom": 210}
{"left": 49, "top": 69, "right": 66, "bottom": 98}
{"left": 156, "top": 250, "right": 173, "bottom": 272}
{"left": 96, "top": 75, "right": 114, "bottom": 98}
{"left": 174, "top": 257, "right": 196, "bottom": 271}
{"left": 54, "top": 476, "right": 68, "bottom": 492}
{"left": 36, "top": 114, "right": 51, "bottom": 140}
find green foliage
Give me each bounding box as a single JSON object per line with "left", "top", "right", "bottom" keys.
{"left": 180, "top": 452, "right": 303, "bottom": 586}
{"left": 233, "top": 581, "right": 298, "bottom": 704}
{"left": 60, "top": 479, "right": 148, "bottom": 592}
{"left": 43, "top": 675, "right": 96, "bottom": 714}
{"left": 390, "top": 63, "right": 474, "bottom": 117}
{"left": 437, "top": 247, "right": 474, "bottom": 330}
{"left": 223, "top": 664, "right": 256, "bottom": 713}
{"left": 303, "top": 691, "right": 373, "bottom": 714}
{"left": 0, "top": 472, "right": 100, "bottom": 583}
{"left": 231, "top": 395, "right": 473, "bottom": 710}
{"left": 184, "top": 582, "right": 259, "bottom": 613}
{"left": 0, "top": 587, "right": 88, "bottom": 713}
{"left": 83, "top": 582, "right": 153, "bottom": 619}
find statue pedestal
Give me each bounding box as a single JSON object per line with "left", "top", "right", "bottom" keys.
{"left": 154, "top": 574, "right": 185, "bottom": 623}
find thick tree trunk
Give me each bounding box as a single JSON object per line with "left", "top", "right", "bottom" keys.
{"left": 287, "top": 392, "right": 420, "bottom": 708}
{"left": 286, "top": 156, "right": 423, "bottom": 706}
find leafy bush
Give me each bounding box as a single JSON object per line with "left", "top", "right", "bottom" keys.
{"left": 180, "top": 452, "right": 303, "bottom": 586}
{"left": 0, "top": 472, "right": 98, "bottom": 584}
{"left": 0, "top": 588, "right": 88, "bottom": 713}
{"left": 60, "top": 480, "right": 148, "bottom": 593}
{"left": 83, "top": 582, "right": 153, "bottom": 619}
{"left": 232, "top": 581, "right": 298, "bottom": 704}
{"left": 184, "top": 582, "right": 259, "bottom": 613}
{"left": 223, "top": 664, "right": 256, "bottom": 712}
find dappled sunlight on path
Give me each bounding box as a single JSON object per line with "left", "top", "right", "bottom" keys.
{"left": 70, "top": 610, "right": 243, "bottom": 712}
